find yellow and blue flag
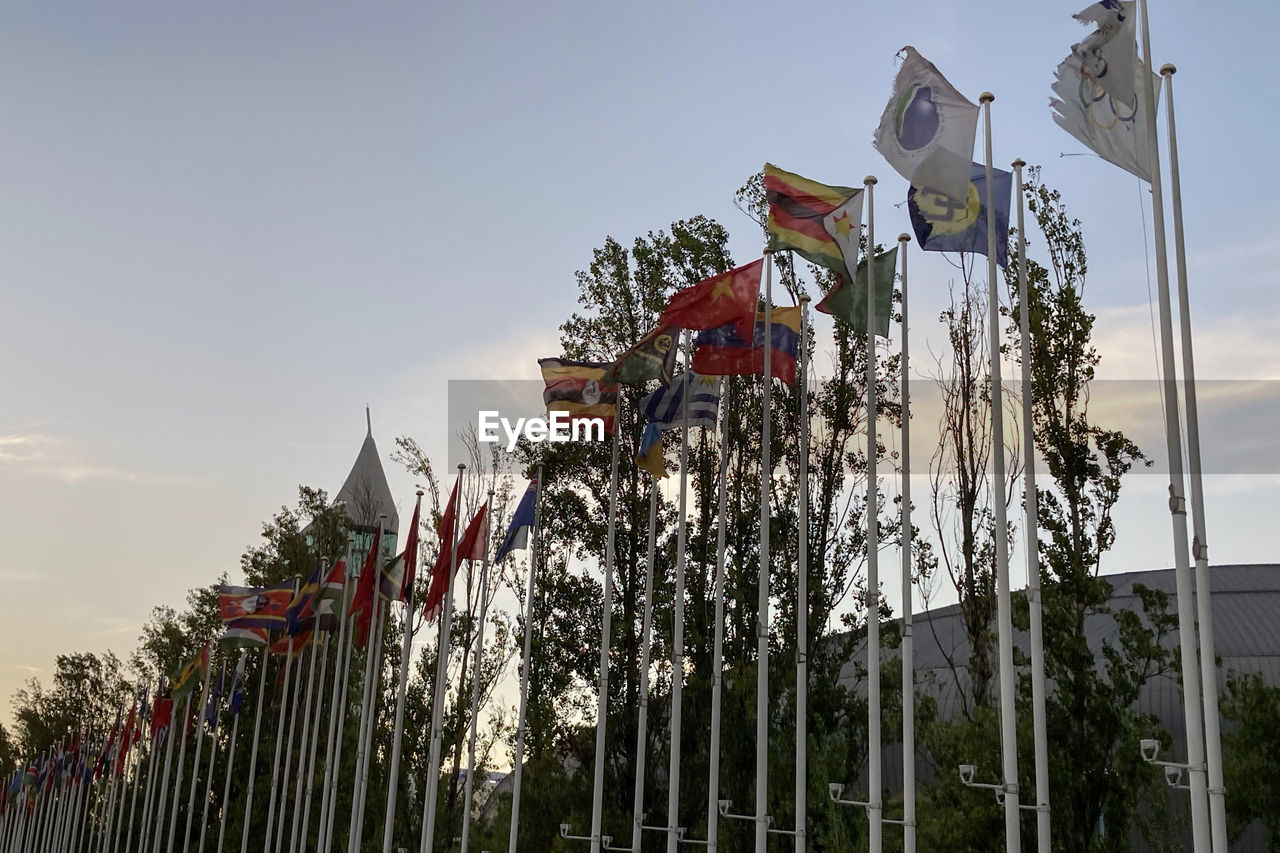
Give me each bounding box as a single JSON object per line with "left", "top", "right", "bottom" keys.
{"left": 907, "top": 162, "right": 1010, "bottom": 268}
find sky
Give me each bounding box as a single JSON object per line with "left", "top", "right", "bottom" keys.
{"left": 2, "top": 0, "right": 1278, "bottom": 723}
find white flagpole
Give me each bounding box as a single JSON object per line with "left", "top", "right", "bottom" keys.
{"left": 121, "top": 734, "right": 145, "bottom": 853}
{"left": 239, "top": 647, "right": 273, "bottom": 853}
{"left": 897, "top": 233, "right": 917, "bottom": 853}
{"left": 349, "top": 596, "right": 388, "bottom": 851}
{"left": 149, "top": 699, "right": 180, "bottom": 853}
{"left": 706, "top": 378, "right": 730, "bottom": 853}
{"left": 196, "top": 664, "right": 223, "bottom": 853}
{"left": 295, "top": 630, "right": 332, "bottom": 853}
{"left": 213, "top": 653, "right": 248, "bottom": 853}
{"left": 507, "top": 465, "right": 544, "bottom": 853}
{"left": 422, "top": 464, "right": 467, "bottom": 853}
{"left": 1135, "top": 3, "right": 1211, "bottom": 848}
{"left": 1160, "top": 63, "right": 1228, "bottom": 853}
{"left": 273, "top": 640, "right": 308, "bottom": 853}
{"left": 287, "top": 631, "right": 322, "bottom": 853}
{"left": 1012, "top": 159, "right": 1051, "bottom": 853}
{"left": 382, "top": 492, "right": 424, "bottom": 853}
{"left": 666, "top": 334, "right": 693, "bottom": 852}
{"left": 978, "top": 91, "right": 1021, "bottom": 853}
{"left": 630, "top": 482, "right": 659, "bottom": 853}
{"left": 183, "top": 659, "right": 216, "bottom": 850}
{"left": 795, "top": 293, "right": 811, "bottom": 852}
{"left": 137, "top": 728, "right": 163, "bottom": 853}
{"left": 755, "top": 249, "right": 773, "bottom": 853}
{"left": 864, "top": 176, "right": 884, "bottom": 853}
{"left": 262, "top": 633, "right": 297, "bottom": 853}
{"left": 461, "top": 494, "right": 497, "bottom": 853}
{"left": 589, "top": 420, "right": 622, "bottom": 853}
{"left": 99, "top": 746, "right": 120, "bottom": 853}
{"left": 164, "top": 696, "right": 195, "bottom": 853}
{"left": 319, "top": 563, "right": 357, "bottom": 852}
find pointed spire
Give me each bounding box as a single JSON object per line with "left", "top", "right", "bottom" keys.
{"left": 335, "top": 411, "right": 398, "bottom": 534}
{"left": 366, "top": 406, "right": 372, "bottom": 438}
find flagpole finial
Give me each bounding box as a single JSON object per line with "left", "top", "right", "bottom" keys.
{"left": 799, "top": 293, "right": 811, "bottom": 304}
{"left": 416, "top": 489, "right": 424, "bottom": 498}
{"left": 898, "top": 233, "right": 911, "bottom": 244}
{"left": 1160, "top": 63, "right": 1176, "bottom": 76}
{"left": 864, "top": 175, "right": 877, "bottom": 186}
{"left": 457, "top": 463, "right": 466, "bottom": 471}
{"left": 488, "top": 489, "right": 495, "bottom": 497}
{"left": 979, "top": 91, "right": 994, "bottom": 104}
{"left": 763, "top": 247, "right": 774, "bottom": 256}
{"left": 1012, "top": 158, "right": 1026, "bottom": 169}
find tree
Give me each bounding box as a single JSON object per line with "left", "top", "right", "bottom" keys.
{"left": 1008, "top": 169, "right": 1175, "bottom": 853}
{"left": 1221, "top": 672, "right": 1280, "bottom": 846}
{"left": 10, "top": 650, "right": 133, "bottom": 756}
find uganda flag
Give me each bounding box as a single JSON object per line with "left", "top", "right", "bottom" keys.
{"left": 538, "top": 358, "right": 618, "bottom": 435}
{"left": 692, "top": 306, "right": 801, "bottom": 384}
{"left": 764, "top": 164, "right": 862, "bottom": 283}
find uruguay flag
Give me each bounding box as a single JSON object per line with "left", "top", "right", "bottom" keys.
{"left": 496, "top": 480, "right": 538, "bottom": 563}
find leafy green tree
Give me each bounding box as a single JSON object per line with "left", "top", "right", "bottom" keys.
{"left": 10, "top": 650, "right": 133, "bottom": 755}
{"left": 1221, "top": 672, "right": 1280, "bottom": 846}
{"left": 1007, "top": 170, "right": 1175, "bottom": 853}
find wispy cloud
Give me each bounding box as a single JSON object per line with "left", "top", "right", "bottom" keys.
{"left": 0, "top": 431, "right": 185, "bottom": 484}
{"left": 0, "top": 567, "right": 42, "bottom": 584}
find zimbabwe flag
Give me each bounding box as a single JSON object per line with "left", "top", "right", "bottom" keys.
{"left": 764, "top": 163, "right": 862, "bottom": 283}
{"left": 538, "top": 358, "right": 618, "bottom": 435}
{"left": 692, "top": 306, "right": 801, "bottom": 384}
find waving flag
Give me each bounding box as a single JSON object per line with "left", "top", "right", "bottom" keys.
{"left": 765, "top": 164, "right": 862, "bottom": 284}
{"left": 171, "top": 644, "right": 209, "bottom": 702}
{"left": 539, "top": 358, "right": 619, "bottom": 436}
{"left": 874, "top": 47, "right": 979, "bottom": 202}
{"left": 229, "top": 651, "right": 248, "bottom": 715}
{"left": 347, "top": 525, "right": 384, "bottom": 647}
{"left": 1050, "top": 1, "right": 1155, "bottom": 181}
{"left": 641, "top": 372, "right": 721, "bottom": 431}
{"left": 636, "top": 424, "right": 667, "bottom": 480}
{"left": 818, "top": 246, "right": 898, "bottom": 336}
{"left": 423, "top": 502, "right": 488, "bottom": 622}
{"left": 657, "top": 260, "right": 763, "bottom": 342}
{"left": 150, "top": 695, "right": 174, "bottom": 742}
{"left": 204, "top": 664, "right": 224, "bottom": 731}
{"left": 286, "top": 566, "right": 322, "bottom": 636}
{"left": 314, "top": 561, "right": 348, "bottom": 633}
{"left": 218, "top": 582, "right": 294, "bottom": 632}
{"left": 692, "top": 307, "right": 801, "bottom": 384}
{"left": 495, "top": 479, "right": 538, "bottom": 563}
{"left": 605, "top": 325, "right": 680, "bottom": 386}
{"left": 908, "top": 162, "right": 1010, "bottom": 268}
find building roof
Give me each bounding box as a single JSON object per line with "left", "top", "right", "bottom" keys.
{"left": 333, "top": 413, "right": 399, "bottom": 533}
{"left": 836, "top": 563, "right": 1280, "bottom": 790}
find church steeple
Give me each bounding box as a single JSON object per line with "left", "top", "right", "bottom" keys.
{"left": 334, "top": 410, "right": 399, "bottom": 535}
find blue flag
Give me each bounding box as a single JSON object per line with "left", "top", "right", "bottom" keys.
{"left": 495, "top": 480, "right": 538, "bottom": 563}
{"left": 907, "top": 161, "right": 1011, "bottom": 268}
{"left": 204, "top": 664, "right": 225, "bottom": 730}
{"left": 229, "top": 651, "right": 248, "bottom": 715}
{"left": 640, "top": 372, "right": 721, "bottom": 430}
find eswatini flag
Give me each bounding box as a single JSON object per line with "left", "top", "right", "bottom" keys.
{"left": 764, "top": 163, "right": 862, "bottom": 284}
{"left": 538, "top": 359, "right": 618, "bottom": 435}
{"left": 692, "top": 306, "right": 801, "bottom": 385}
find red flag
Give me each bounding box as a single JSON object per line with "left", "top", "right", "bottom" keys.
{"left": 657, "top": 259, "right": 762, "bottom": 341}
{"left": 428, "top": 480, "right": 460, "bottom": 583}
{"left": 422, "top": 501, "right": 487, "bottom": 622}
{"left": 113, "top": 700, "right": 137, "bottom": 777}
{"left": 150, "top": 697, "right": 174, "bottom": 741}
{"left": 398, "top": 494, "right": 423, "bottom": 602}
{"left": 347, "top": 527, "right": 382, "bottom": 619}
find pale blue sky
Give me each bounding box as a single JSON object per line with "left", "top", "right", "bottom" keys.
{"left": 2, "top": 1, "right": 1277, "bottom": 715}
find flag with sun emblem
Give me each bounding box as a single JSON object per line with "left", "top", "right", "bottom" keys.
{"left": 764, "top": 164, "right": 863, "bottom": 285}
{"left": 874, "top": 46, "right": 979, "bottom": 203}
{"left": 907, "top": 162, "right": 1011, "bottom": 268}
{"left": 538, "top": 358, "right": 618, "bottom": 435}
